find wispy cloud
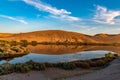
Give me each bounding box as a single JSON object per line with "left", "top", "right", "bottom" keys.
{"left": 23, "top": 0, "right": 80, "bottom": 21}
{"left": 94, "top": 5, "right": 120, "bottom": 25}
{"left": 0, "top": 15, "right": 28, "bottom": 24}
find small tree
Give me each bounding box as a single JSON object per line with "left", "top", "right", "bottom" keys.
{"left": 105, "top": 52, "right": 113, "bottom": 58}
{"left": 20, "top": 40, "right": 28, "bottom": 46}
{"left": 10, "top": 41, "right": 18, "bottom": 46}
{"left": 31, "top": 41, "right": 37, "bottom": 46}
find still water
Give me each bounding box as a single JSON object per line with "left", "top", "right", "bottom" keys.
{"left": 0, "top": 45, "right": 118, "bottom": 64}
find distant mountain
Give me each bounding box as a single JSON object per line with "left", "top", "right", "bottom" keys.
{"left": 0, "top": 30, "right": 120, "bottom": 44}
{"left": 93, "top": 33, "right": 120, "bottom": 43}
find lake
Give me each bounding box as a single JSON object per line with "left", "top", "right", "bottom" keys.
{"left": 0, "top": 45, "right": 118, "bottom": 64}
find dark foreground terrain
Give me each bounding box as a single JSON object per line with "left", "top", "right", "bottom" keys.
{"left": 0, "top": 57, "right": 119, "bottom": 80}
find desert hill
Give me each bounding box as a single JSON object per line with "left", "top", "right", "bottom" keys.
{"left": 93, "top": 33, "right": 120, "bottom": 43}
{"left": 0, "top": 30, "right": 120, "bottom": 44}
{"left": 0, "top": 30, "right": 98, "bottom": 43}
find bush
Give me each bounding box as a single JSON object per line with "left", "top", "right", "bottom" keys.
{"left": 89, "top": 62, "right": 97, "bottom": 67}
{"left": 10, "top": 41, "right": 18, "bottom": 46}
{"left": 75, "top": 62, "right": 90, "bottom": 69}
{"left": 45, "top": 63, "right": 55, "bottom": 68}
{"left": 20, "top": 40, "right": 28, "bottom": 47}
{"left": 103, "top": 57, "right": 114, "bottom": 63}
{"left": 26, "top": 60, "right": 34, "bottom": 65}
{"left": 60, "top": 63, "right": 76, "bottom": 70}
{"left": 32, "top": 63, "right": 46, "bottom": 71}
{"left": 0, "top": 64, "right": 14, "bottom": 75}
{"left": 105, "top": 52, "right": 114, "bottom": 58}
{"left": 30, "top": 41, "right": 37, "bottom": 46}
{"left": 14, "top": 63, "right": 31, "bottom": 73}
{"left": 96, "top": 60, "right": 105, "bottom": 66}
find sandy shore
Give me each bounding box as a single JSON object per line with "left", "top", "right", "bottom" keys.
{"left": 0, "top": 57, "right": 120, "bottom": 80}
{"left": 62, "top": 57, "right": 120, "bottom": 80}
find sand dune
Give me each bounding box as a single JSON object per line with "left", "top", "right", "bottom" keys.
{"left": 0, "top": 30, "right": 120, "bottom": 43}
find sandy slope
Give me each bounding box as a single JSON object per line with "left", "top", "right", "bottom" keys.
{"left": 0, "top": 57, "right": 120, "bottom": 80}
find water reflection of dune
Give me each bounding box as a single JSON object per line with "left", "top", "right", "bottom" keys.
{"left": 27, "top": 45, "right": 120, "bottom": 54}
{"left": 85, "top": 46, "right": 120, "bottom": 54}
{"left": 27, "top": 45, "right": 91, "bottom": 54}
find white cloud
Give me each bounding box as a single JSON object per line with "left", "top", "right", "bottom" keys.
{"left": 94, "top": 5, "right": 120, "bottom": 25}
{"left": 0, "top": 15, "right": 28, "bottom": 24}
{"left": 86, "top": 27, "right": 97, "bottom": 31}
{"left": 50, "top": 15, "right": 80, "bottom": 21}
{"left": 23, "top": 0, "right": 80, "bottom": 21}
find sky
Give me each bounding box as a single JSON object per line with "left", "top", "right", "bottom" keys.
{"left": 0, "top": 0, "right": 120, "bottom": 35}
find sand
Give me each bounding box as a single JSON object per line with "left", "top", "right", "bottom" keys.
{"left": 0, "top": 57, "right": 120, "bottom": 80}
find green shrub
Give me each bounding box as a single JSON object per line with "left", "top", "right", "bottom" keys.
{"left": 96, "top": 60, "right": 105, "bottom": 66}
{"left": 0, "top": 64, "right": 14, "bottom": 75}
{"left": 75, "top": 62, "right": 90, "bottom": 69}
{"left": 60, "top": 63, "right": 76, "bottom": 70}
{"left": 10, "top": 41, "right": 18, "bottom": 46}
{"left": 26, "top": 60, "right": 34, "bottom": 65}
{"left": 14, "top": 63, "right": 31, "bottom": 73}
{"left": 103, "top": 57, "right": 114, "bottom": 63}
{"left": 105, "top": 52, "right": 114, "bottom": 58}
{"left": 20, "top": 40, "right": 28, "bottom": 47}
{"left": 30, "top": 41, "right": 37, "bottom": 46}
{"left": 32, "top": 63, "right": 46, "bottom": 71}
{"left": 45, "top": 63, "right": 55, "bottom": 67}
{"left": 0, "top": 67, "right": 5, "bottom": 75}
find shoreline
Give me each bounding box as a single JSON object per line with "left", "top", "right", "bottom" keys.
{"left": 62, "top": 57, "right": 120, "bottom": 80}
{"left": 0, "top": 57, "right": 119, "bottom": 80}
{"left": 1, "top": 40, "right": 120, "bottom": 47}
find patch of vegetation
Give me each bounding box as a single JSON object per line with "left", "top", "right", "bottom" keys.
{"left": 10, "top": 41, "right": 19, "bottom": 46}
{"left": 1, "top": 39, "right": 120, "bottom": 46}
{"left": 59, "top": 63, "right": 76, "bottom": 70}
{"left": 0, "top": 41, "right": 29, "bottom": 59}
{"left": 30, "top": 41, "right": 38, "bottom": 46}
{"left": 89, "top": 62, "right": 97, "bottom": 67}
{"left": 95, "top": 60, "right": 106, "bottom": 66}
{"left": 75, "top": 61, "right": 90, "bottom": 69}
{"left": 105, "top": 52, "right": 114, "bottom": 58}
{"left": 20, "top": 40, "right": 29, "bottom": 47}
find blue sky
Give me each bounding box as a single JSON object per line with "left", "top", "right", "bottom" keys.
{"left": 0, "top": 0, "right": 120, "bottom": 35}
